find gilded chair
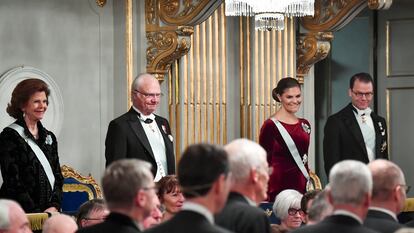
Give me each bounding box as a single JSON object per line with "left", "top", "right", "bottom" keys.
{"left": 26, "top": 213, "right": 49, "bottom": 233}
{"left": 61, "top": 165, "right": 102, "bottom": 215}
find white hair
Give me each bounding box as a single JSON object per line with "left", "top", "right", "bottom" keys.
{"left": 273, "top": 189, "right": 303, "bottom": 220}
{"left": 131, "top": 73, "right": 156, "bottom": 92}
{"left": 329, "top": 160, "right": 372, "bottom": 205}
{"left": 224, "top": 138, "right": 267, "bottom": 184}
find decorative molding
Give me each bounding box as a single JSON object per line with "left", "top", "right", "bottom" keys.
{"left": 145, "top": 0, "right": 223, "bottom": 82}
{"left": 61, "top": 165, "right": 103, "bottom": 198}
{"left": 96, "top": 0, "right": 106, "bottom": 7}
{"left": 297, "top": 0, "right": 392, "bottom": 78}
{"left": 296, "top": 32, "right": 333, "bottom": 82}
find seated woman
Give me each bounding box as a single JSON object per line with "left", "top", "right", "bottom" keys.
{"left": 272, "top": 189, "right": 304, "bottom": 232}
{"left": 0, "top": 78, "right": 63, "bottom": 213}
{"left": 156, "top": 175, "right": 184, "bottom": 221}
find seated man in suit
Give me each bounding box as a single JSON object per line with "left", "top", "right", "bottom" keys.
{"left": 43, "top": 214, "right": 78, "bottom": 233}
{"left": 364, "top": 159, "right": 407, "bottom": 233}
{"left": 215, "top": 139, "right": 270, "bottom": 233}
{"left": 105, "top": 73, "right": 175, "bottom": 181}
{"left": 292, "top": 160, "right": 377, "bottom": 233}
{"left": 0, "top": 199, "right": 32, "bottom": 233}
{"left": 145, "top": 143, "right": 233, "bottom": 233}
{"left": 76, "top": 199, "right": 109, "bottom": 228}
{"left": 77, "top": 159, "right": 158, "bottom": 233}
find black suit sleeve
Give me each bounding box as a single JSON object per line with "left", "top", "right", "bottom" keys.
{"left": 105, "top": 120, "right": 127, "bottom": 167}
{"left": 323, "top": 116, "right": 341, "bottom": 177}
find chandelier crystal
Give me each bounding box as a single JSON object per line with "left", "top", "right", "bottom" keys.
{"left": 225, "top": 0, "right": 315, "bottom": 31}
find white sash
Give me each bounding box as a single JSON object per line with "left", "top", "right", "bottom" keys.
{"left": 271, "top": 118, "right": 310, "bottom": 183}
{"left": 8, "top": 123, "right": 55, "bottom": 189}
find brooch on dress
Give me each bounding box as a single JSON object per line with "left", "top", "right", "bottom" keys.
{"left": 301, "top": 122, "right": 311, "bottom": 134}
{"left": 45, "top": 134, "right": 53, "bottom": 145}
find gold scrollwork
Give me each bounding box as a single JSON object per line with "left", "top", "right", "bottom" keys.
{"left": 301, "top": 0, "right": 366, "bottom": 32}
{"left": 296, "top": 32, "right": 334, "bottom": 82}
{"left": 61, "top": 165, "right": 103, "bottom": 198}
{"left": 96, "top": 0, "right": 106, "bottom": 7}
{"left": 145, "top": 0, "right": 220, "bottom": 81}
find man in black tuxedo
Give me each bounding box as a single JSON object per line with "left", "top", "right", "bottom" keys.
{"left": 215, "top": 139, "right": 271, "bottom": 233}
{"left": 105, "top": 73, "right": 175, "bottom": 180}
{"left": 145, "top": 143, "right": 233, "bottom": 233}
{"left": 324, "top": 72, "right": 388, "bottom": 176}
{"left": 364, "top": 159, "right": 406, "bottom": 233}
{"left": 291, "top": 160, "right": 377, "bottom": 233}
{"left": 77, "top": 159, "right": 159, "bottom": 233}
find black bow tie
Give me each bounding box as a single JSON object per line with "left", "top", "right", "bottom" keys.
{"left": 137, "top": 112, "right": 154, "bottom": 124}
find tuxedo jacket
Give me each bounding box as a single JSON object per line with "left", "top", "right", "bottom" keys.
{"left": 105, "top": 108, "right": 175, "bottom": 176}
{"left": 144, "top": 210, "right": 234, "bottom": 233}
{"left": 77, "top": 212, "right": 141, "bottom": 233}
{"left": 291, "top": 215, "right": 378, "bottom": 233}
{"left": 323, "top": 103, "right": 388, "bottom": 175}
{"left": 215, "top": 192, "right": 270, "bottom": 233}
{"left": 364, "top": 209, "right": 403, "bottom": 233}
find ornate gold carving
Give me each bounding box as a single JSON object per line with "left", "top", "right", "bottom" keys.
{"left": 296, "top": 32, "right": 333, "bottom": 82}
{"left": 96, "top": 0, "right": 106, "bottom": 7}
{"left": 301, "top": 0, "right": 366, "bottom": 32}
{"left": 146, "top": 0, "right": 221, "bottom": 81}
{"left": 61, "top": 165, "right": 103, "bottom": 198}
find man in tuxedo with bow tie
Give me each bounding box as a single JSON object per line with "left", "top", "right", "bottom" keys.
{"left": 323, "top": 72, "right": 388, "bottom": 177}
{"left": 105, "top": 73, "right": 175, "bottom": 181}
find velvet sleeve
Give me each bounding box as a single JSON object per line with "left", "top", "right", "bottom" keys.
{"left": 47, "top": 132, "right": 63, "bottom": 210}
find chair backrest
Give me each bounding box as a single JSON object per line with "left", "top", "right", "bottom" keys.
{"left": 61, "top": 165, "right": 102, "bottom": 215}
{"left": 26, "top": 213, "right": 49, "bottom": 233}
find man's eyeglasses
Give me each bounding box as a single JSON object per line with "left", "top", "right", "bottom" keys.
{"left": 351, "top": 90, "right": 374, "bottom": 98}
{"left": 398, "top": 184, "right": 411, "bottom": 194}
{"left": 142, "top": 186, "right": 159, "bottom": 193}
{"left": 84, "top": 217, "right": 106, "bottom": 221}
{"left": 134, "top": 90, "right": 163, "bottom": 99}
{"left": 288, "top": 208, "right": 304, "bottom": 216}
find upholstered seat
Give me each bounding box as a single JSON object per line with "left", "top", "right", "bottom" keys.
{"left": 61, "top": 165, "right": 102, "bottom": 215}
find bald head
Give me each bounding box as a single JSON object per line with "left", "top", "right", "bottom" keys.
{"left": 42, "top": 215, "right": 77, "bottom": 233}
{"left": 368, "top": 159, "right": 406, "bottom": 200}
{"left": 0, "top": 200, "right": 32, "bottom": 233}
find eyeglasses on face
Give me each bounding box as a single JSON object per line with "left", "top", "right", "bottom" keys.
{"left": 134, "top": 90, "right": 163, "bottom": 99}
{"left": 398, "top": 184, "right": 411, "bottom": 194}
{"left": 142, "top": 186, "right": 159, "bottom": 193}
{"left": 351, "top": 90, "right": 374, "bottom": 98}
{"left": 288, "top": 208, "right": 304, "bottom": 216}
{"left": 84, "top": 217, "right": 106, "bottom": 221}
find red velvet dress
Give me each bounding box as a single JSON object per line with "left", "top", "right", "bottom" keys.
{"left": 259, "top": 118, "right": 311, "bottom": 202}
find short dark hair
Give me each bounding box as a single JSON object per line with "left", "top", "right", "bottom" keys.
{"left": 272, "top": 77, "right": 300, "bottom": 102}
{"left": 76, "top": 199, "right": 106, "bottom": 227}
{"left": 156, "top": 175, "right": 180, "bottom": 202}
{"left": 349, "top": 72, "right": 373, "bottom": 89}
{"left": 178, "top": 143, "right": 229, "bottom": 198}
{"left": 7, "top": 78, "right": 50, "bottom": 119}
{"left": 300, "top": 189, "right": 321, "bottom": 214}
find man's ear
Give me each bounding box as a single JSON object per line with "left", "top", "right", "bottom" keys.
{"left": 135, "top": 190, "right": 147, "bottom": 208}
{"left": 250, "top": 168, "right": 259, "bottom": 184}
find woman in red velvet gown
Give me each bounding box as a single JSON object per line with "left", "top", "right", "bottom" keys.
{"left": 259, "top": 77, "right": 311, "bottom": 202}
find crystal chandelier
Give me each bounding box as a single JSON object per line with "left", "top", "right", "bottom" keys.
{"left": 225, "top": 0, "right": 315, "bottom": 31}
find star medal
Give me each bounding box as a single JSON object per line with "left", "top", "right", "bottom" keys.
{"left": 301, "top": 122, "right": 311, "bottom": 134}
{"left": 302, "top": 154, "right": 308, "bottom": 164}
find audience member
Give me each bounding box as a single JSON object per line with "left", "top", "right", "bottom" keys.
{"left": 156, "top": 175, "right": 184, "bottom": 221}
{"left": 142, "top": 196, "right": 162, "bottom": 229}
{"left": 42, "top": 214, "right": 77, "bottom": 233}
{"left": 300, "top": 190, "right": 322, "bottom": 224}
{"left": 364, "top": 159, "right": 407, "bottom": 233}
{"left": 105, "top": 73, "right": 175, "bottom": 181}
{"left": 215, "top": 139, "right": 271, "bottom": 233}
{"left": 76, "top": 199, "right": 109, "bottom": 228}
{"left": 0, "top": 199, "right": 32, "bottom": 233}
{"left": 273, "top": 189, "right": 304, "bottom": 232}
{"left": 323, "top": 72, "right": 388, "bottom": 176}
{"left": 306, "top": 190, "right": 333, "bottom": 225}
{"left": 77, "top": 159, "right": 157, "bottom": 233}
{"left": 145, "top": 143, "right": 233, "bottom": 233}
{"left": 291, "top": 160, "right": 377, "bottom": 233}
{"left": 0, "top": 79, "right": 63, "bottom": 213}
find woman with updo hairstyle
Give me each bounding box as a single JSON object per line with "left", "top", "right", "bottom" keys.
{"left": 259, "top": 77, "right": 311, "bottom": 202}
{"left": 156, "top": 175, "right": 184, "bottom": 222}
{"left": 0, "top": 78, "right": 63, "bottom": 213}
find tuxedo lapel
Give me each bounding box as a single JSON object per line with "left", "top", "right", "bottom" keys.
{"left": 126, "top": 109, "right": 155, "bottom": 159}
{"left": 343, "top": 105, "right": 368, "bottom": 157}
